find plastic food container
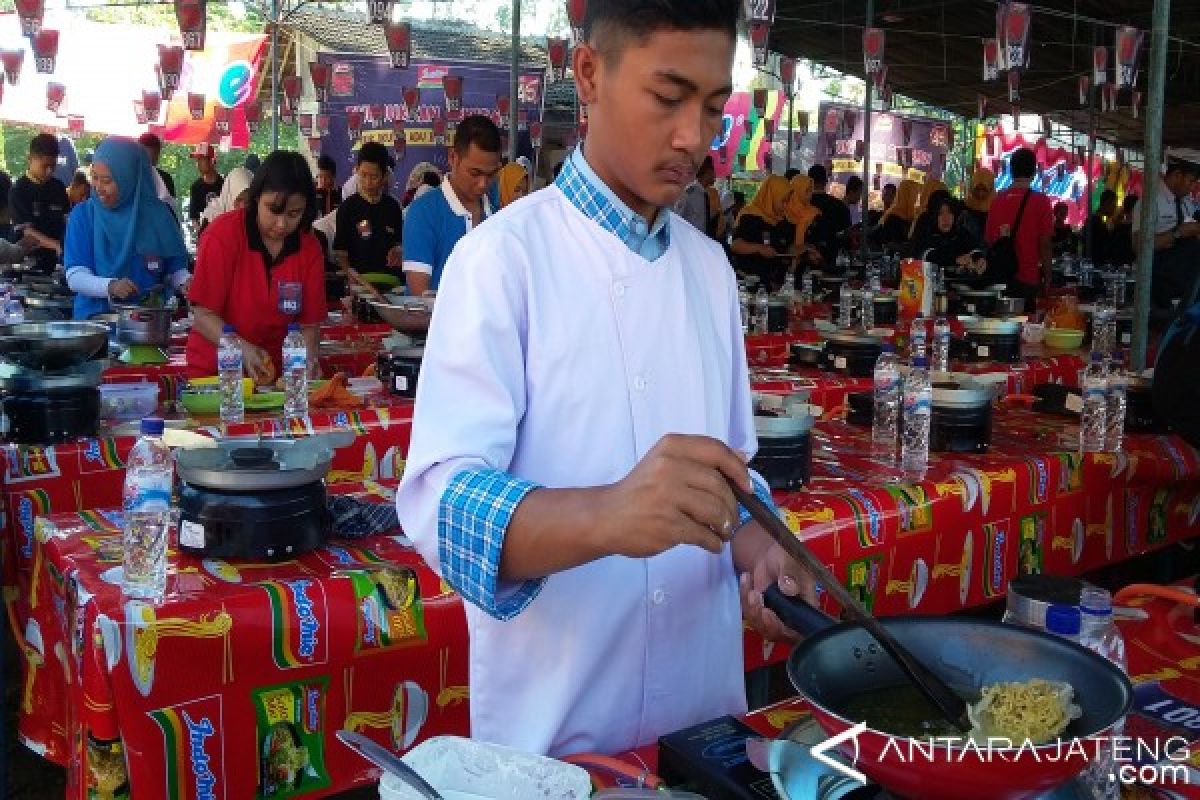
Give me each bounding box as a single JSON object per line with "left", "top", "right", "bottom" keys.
{"left": 98, "top": 381, "right": 159, "bottom": 421}
{"left": 378, "top": 736, "right": 592, "bottom": 799}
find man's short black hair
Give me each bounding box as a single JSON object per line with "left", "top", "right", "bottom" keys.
{"left": 316, "top": 154, "right": 337, "bottom": 175}
{"left": 1100, "top": 189, "right": 1117, "bottom": 207}
{"left": 452, "top": 115, "right": 503, "bottom": 156}
{"left": 356, "top": 142, "right": 393, "bottom": 172}
{"left": 845, "top": 176, "right": 863, "bottom": 193}
{"left": 1010, "top": 147, "right": 1037, "bottom": 180}
{"left": 882, "top": 182, "right": 897, "bottom": 194}
{"left": 585, "top": 0, "right": 741, "bottom": 55}
{"left": 29, "top": 133, "right": 59, "bottom": 160}
{"left": 70, "top": 171, "right": 89, "bottom": 188}
{"left": 1166, "top": 157, "right": 1200, "bottom": 178}
{"left": 808, "top": 164, "right": 828, "bottom": 186}
{"left": 421, "top": 170, "right": 441, "bottom": 188}
{"left": 137, "top": 132, "right": 162, "bottom": 152}
{"left": 784, "top": 169, "right": 801, "bottom": 180}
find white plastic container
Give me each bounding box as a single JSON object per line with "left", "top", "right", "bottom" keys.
{"left": 99, "top": 382, "right": 160, "bottom": 422}
{"left": 378, "top": 736, "right": 592, "bottom": 800}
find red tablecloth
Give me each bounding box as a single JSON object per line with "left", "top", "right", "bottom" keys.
{"left": 597, "top": 585, "right": 1200, "bottom": 798}
{"left": 18, "top": 482, "right": 466, "bottom": 800}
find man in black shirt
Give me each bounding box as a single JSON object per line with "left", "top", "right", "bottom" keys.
{"left": 333, "top": 142, "right": 403, "bottom": 277}
{"left": 806, "top": 164, "right": 852, "bottom": 267}
{"left": 315, "top": 155, "right": 342, "bottom": 218}
{"left": 138, "top": 132, "right": 175, "bottom": 198}
{"left": 188, "top": 143, "right": 224, "bottom": 225}
{"left": 10, "top": 133, "right": 68, "bottom": 273}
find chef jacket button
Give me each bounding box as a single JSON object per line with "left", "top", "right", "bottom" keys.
{"left": 633, "top": 375, "right": 647, "bottom": 391}
{"left": 632, "top": 219, "right": 647, "bottom": 235}
{"left": 614, "top": 283, "right": 627, "bottom": 297}
{"left": 652, "top": 589, "right": 666, "bottom": 605}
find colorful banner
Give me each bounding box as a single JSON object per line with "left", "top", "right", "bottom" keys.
{"left": 710, "top": 90, "right": 785, "bottom": 179}
{"left": 817, "top": 101, "right": 952, "bottom": 188}
{"left": 0, "top": 12, "right": 264, "bottom": 145}
{"left": 314, "top": 54, "right": 545, "bottom": 198}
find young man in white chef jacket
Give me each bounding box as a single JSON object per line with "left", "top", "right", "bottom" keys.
{"left": 397, "top": 0, "right": 814, "bottom": 758}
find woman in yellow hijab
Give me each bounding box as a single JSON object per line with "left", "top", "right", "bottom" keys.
{"left": 875, "top": 178, "right": 919, "bottom": 249}
{"left": 959, "top": 167, "right": 995, "bottom": 247}
{"left": 732, "top": 175, "right": 794, "bottom": 288}
{"left": 497, "top": 162, "right": 530, "bottom": 208}
{"left": 784, "top": 175, "right": 820, "bottom": 246}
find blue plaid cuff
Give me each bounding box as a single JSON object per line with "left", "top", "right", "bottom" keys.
{"left": 737, "top": 472, "right": 778, "bottom": 529}
{"left": 438, "top": 468, "right": 546, "bottom": 621}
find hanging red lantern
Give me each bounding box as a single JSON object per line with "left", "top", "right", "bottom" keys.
{"left": 1114, "top": 26, "right": 1143, "bottom": 89}
{"left": 244, "top": 100, "right": 262, "bottom": 132}
{"left": 367, "top": 0, "right": 394, "bottom": 24}
{"left": 174, "top": 0, "right": 206, "bottom": 51}
{"left": 46, "top": 81, "right": 65, "bottom": 114}
{"left": 1093, "top": 46, "right": 1108, "bottom": 86}
{"left": 393, "top": 120, "right": 406, "bottom": 158}
{"left": 764, "top": 118, "right": 776, "bottom": 140}
{"left": 157, "top": 44, "right": 184, "bottom": 96}
{"left": 780, "top": 56, "right": 796, "bottom": 92}
{"left": 443, "top": 75, "right": 464, "bottom": 121}
{"left": 316, "top": 114, "right": 330, "bottom": 135}
{"left": 133, "top": 100, "right": 147, "bottom": 125}
{"left": 432, "top": 117, "right": 447, "bottom": 146}
{"left": 347, "top": 109, "right": 364, "bottom": 136}
{"left": 31, "top": 29, "right": 58, "bottom": 74}
{"left": 1078, "top": 75, "right": 1090, "bottom": 106}
{"left": 403, "top": 86, "right": 420, "bottom": 117}
{"left": 384, "top": 22, "right": 411, "bottom": 69}
{"left": 982, "top": 38, "right": 1001, "bottom": 81}
{"left": 496, "top": 93, "right": 511, "bottom": 120}
{"left": 214, "top": 104, "right": 230, "bottom": 135}
{"left": 2, "top": 50, "right": 24, "bottom": 86}
{"left": 752, "top": 88, "right": 768, "bottom": 116}
{"left": 547, "top": 38, "right": 569, "bottom": 83}
{"left": 67, "top": 115, "right": 84, "bottom": 135}
{"left": 749, "top": 22, "right": 770, "bottom": 68}
{"left": 530, "top": 121, "right": 543, "bottom": 149}
{"left": 1002, "top": 2, "right": 1032, "bottom": 70}
{"left": 309, "top": 61, "right": 331, "bottom": 103}
{"left": 282, "top": 76, "right": 301, "bottom": 108}
{"left": 141, "top": 89, "right": 162, "bottom": 121}
{"left": 307, "top": 136, "right": 322, "bottom": 154}
{"left": 862, "top": 27, "right": 885, "bottom": 76}
{"left": 188, "top": 92, "right": 205, "bottom": 120}
{"left": 297, "top": 112, "right": 313, "bottom": 136}
{"left": 566, "top": 0, "right": 587, "bottom": 43}
{"left": 15, "top": 0, "right": 43, "bottom": 37}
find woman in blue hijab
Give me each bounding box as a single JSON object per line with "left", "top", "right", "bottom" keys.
{"left": 64, "top": 136, "right": 189, "bottom": 319}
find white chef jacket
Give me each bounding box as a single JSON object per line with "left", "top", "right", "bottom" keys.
{"left": 395, "top": 183, "right": 759, "bottom": 757}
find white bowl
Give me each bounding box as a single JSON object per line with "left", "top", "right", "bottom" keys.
{"left": 1022, "top": 322, "right": 1046, "bottom": 344}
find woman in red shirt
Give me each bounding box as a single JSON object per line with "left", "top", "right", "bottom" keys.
{"left": 186, "top": 151, "right": 326, "bottom": 384}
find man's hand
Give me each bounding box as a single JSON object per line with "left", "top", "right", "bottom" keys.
{"left": 734, "top": 521, "right": 819, "bottom": 641}
{"left": 386, "top": 245, "right": 403, "bottom": 268}
{"left": 240, "top": 341, "right": 277, "bottom": 386}
{"left": 108, "top": 278, "right": 139, "bottom": 301}
{"left": 595, "top": 434, "right": 750, "bottom": 559}
{"left": 1179, "top": 221, "right": 1200, "bottom": 239}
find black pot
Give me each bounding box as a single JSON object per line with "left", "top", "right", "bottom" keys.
{"left": 1125, "top": 378, "right": 1163, "bottom": 433}
{"left": 930, "top": 401, "right": 993, "bottom": 453}
{"left": 955, "top": 290, "right": 999, "bottom": 317}
{"left": 376, "top": 348, "right": 423, "bottom": 398}
{"left": 1, "top": 388, "right": 99, "bottom": 445}
{"left": 177, "top": 480, "right": 330, "bottom": 561}
{"left": 767, "top": 300, "right": 789, "bottom": 333}
{"left": 872, "top": 295, "right": 898, "bottom": 326}
{"left": 749, "top": 432, "right": 812, "bottom": 490}
{"left": 822, "top": 333, "right": 882, "bottom": 378}
{"left": 352, "top": 294, "right": 382, "bottom": 324}
{"left": 846, "top": 390, "right": 873, "bottom": 426}
{"left": 788, "top": 342, "right": 823, "bottom": 369}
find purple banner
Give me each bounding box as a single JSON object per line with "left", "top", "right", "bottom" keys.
{"left": 817, "top": 101, "right": 952, "bottom": 191}
{"left": 314, "top": 54, "right": 546, "bottom": 196}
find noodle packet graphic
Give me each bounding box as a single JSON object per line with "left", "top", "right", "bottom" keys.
{"left": 348, "top": 567, "right": 427, "bottom": 653}
{"left": 253, "top": 678, "right": 331, "bottom": 798}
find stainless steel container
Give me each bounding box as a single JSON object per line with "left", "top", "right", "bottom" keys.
{"left": 111, "top": 304, "right": 172, "bottom": 346}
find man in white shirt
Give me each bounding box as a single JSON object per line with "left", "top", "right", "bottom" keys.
{"left": 1135, "top": 153, "right": 1200, "bottom": 317}
{"left": 396, "top": 0, "right": 813, "bottom": 758}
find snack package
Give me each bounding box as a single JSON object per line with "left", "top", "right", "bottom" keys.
{"left": 349, "top": 566, "right": 428, "bottom": 653}
{"left": 252, "top": 679, "right": 331, "bottom": 798}
{"left": 898, "top": 259, "right": 934, "bottom": 318}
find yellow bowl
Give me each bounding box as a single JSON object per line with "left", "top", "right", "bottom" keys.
{"left": 1044, "top": 328, "right": 1085, "bottom": 350}
{"left": 188, "top": 377, "right": 254, "bottom": 398}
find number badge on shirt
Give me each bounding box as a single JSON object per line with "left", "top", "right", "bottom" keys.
{"left": 278, "top": 281, "right": 303, "bottom": 316}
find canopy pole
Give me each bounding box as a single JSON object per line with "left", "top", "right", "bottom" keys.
{"left": 509, "top": 0, "right": 521, "bottom": 162}
{"left": 270, "top": 0, "right": 279, "bottom": 151}
{"left": 1084, "top": 24, "right": 1097, "bottom": 262}
{"left": 859, "top": 0, "right": 874, "bottom": 268}
{"left": 786, "top": 90, "right": 795, "bottom": 172}
{"left": 1131, "top": 0, "right": 1171, "bottom": 372}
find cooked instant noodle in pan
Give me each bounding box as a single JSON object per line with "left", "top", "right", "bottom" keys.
{"left": 967, "top": 679, "right": 1081, "bottom": 744}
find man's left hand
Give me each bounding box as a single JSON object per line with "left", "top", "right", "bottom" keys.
{"left": 734, "top": 522, "right": 819, "bottom": 642}
{"left": 386, "top": 245, "right": 403, "bottom": 268}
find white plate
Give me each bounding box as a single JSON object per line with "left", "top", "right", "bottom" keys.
{"left": 378, "top": 736, "right": 592, "bottom": 800}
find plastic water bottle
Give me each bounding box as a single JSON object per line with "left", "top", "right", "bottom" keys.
{"left": 1106, "top": 355, "right": 1127, "bottom": 453}
{"left": 1080, "top": 352, "right": 1108, "bottom": 453}
{"left": 779, "top": 271, "right": 795, "bottom": 300}
{"left": 4, "top": 296, "right": 24, "bottom": 325}
{"left": 868, "top": 262, "right": 882, "bottom": 292}
{"left": 282, "top": 324, "right": 308, "bottom": 420}
{"left": 872, "top": 343, "right": 901, "bottom": 455}
{"left": 932, "top": 316, "right": 951, "bottom": 373}
{"left": 799, "top": 271, "right": 814, "bottom": 305}
{"left": 901, "top": 356, "right": 932, "bottom": 476}
{"left": 1091, "top": 300, "right": 1117, "bottom": 357}
{"left": 122, "top": 418, "right": 173, "bottom": 600}
{"left": 861, "top": 286, "right": 875, "bottom": 331}
{"left": 909, "top": 314, "right": 928, "bottom": 364}
{"left": 838, "top": 282, "right": 854, "bottom": 329}
{"left": 754, "top": 287, "right": 769, "bottom": 334}
{"left": 218, "top": 324, "right": 244, "bottom": 425}
{"left": 739, "top": 286, "right": 751, "bottom": 333}
{"left": 1079, "top": 587, "right": 1126, "bottom": 800}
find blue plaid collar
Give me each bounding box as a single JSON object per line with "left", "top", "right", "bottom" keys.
{"left": 555, "top": 146, "right": 671, "bottom": 261}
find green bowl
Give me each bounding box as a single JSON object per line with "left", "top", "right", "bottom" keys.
{"left": 245, "top": 392, "right": 286, "bottom": 412}
{"left": 1044, "top": 328, "right": 1085, "bottom": 350}
{"left": 180, "top": 388, "right": 221, "bottom": 416}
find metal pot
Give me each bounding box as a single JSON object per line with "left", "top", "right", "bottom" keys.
{"left": 110, "top": 304, "right": 172, "bottom": 346}
{"left": 175, "top": 432, "right": 354, "bottom": 492}
{"left": 0, "top": 322, "right": 108, "bottom": 371}
{"left": 994, "top": 296, "right": 1026, "bottom": 316}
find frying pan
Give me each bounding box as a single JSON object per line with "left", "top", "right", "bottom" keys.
{"left": 764, "top": 590, "right": 1132, "bottom": 800}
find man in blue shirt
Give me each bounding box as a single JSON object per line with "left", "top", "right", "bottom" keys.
{"left": 403, "top": 116, "right": 502, "bottom": 294}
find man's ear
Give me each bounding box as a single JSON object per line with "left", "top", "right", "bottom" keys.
{"left": 573, "top": 42, "right": 601, "bottom": 108}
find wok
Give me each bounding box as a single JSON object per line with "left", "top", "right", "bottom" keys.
{"left": 765, "top": 590, "right": 1132, "bottom": 800}
{"left": 0, "top": 322, "right": 109, "bottom": 370}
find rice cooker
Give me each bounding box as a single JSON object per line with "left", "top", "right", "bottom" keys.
{"left": 929, "top": 377, "right": 994, "bottom": 453}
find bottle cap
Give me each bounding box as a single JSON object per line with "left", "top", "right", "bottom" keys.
{"left": 1045, "top": 604, "right": 1082, "bottom": 636}
{"left": 140, "top": 417, "right": 165, "bottom": 436}
{"left": 288, "top": 323, "right": 300, "bottom": 332}
{"left": 1091, "top": 351, "right": 1106, "bottom": 362}
{"left": 912, "top": 356, "right": 928, "bottom": 368}
{"left": 881, "top": 342, "right": 896, "bottom": 353}
{"left": 222, "top": 323, "right": 235, "bottom": 334}
{"left": 1080, "top": 586, "right": 1113, "bottom": 616}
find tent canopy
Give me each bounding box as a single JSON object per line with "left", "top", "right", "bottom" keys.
{"left": 768, "top": 0, "right": 1199, "bottom": 149}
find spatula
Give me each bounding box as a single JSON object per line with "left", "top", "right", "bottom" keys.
{"left": 730, "top": 480, "right": 971, "bottom": 732}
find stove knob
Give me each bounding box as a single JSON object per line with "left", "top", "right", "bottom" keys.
{"left": 266, "top": 547, "right": 275, "bottom": 558}
{"left": 285, "top": 545, "right": 294, "bottom": 554}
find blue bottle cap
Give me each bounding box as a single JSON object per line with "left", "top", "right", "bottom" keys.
{"left": 140, "top": 417, "right": 165, "bottom": 436}
{"left": 222, "top": 323, "right": 235, "bottom": 334}
{"left": 1045, "top": 604, "right": 1082, "bottom": 636}
{"left": 288, "top": 323, "right": 300, "bottom": 332}
{"left": 912, "top": 356, "right": 928, "bottom": 368}
{"left": 881, "top": 342, "right": 896, "bottom": 353}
